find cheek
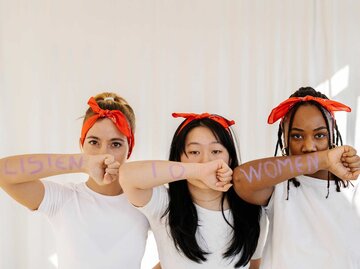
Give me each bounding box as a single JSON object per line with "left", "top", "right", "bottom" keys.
{"left": 82, "top": 144, "right": 97, "bottom": 155}
{"left": 218, "top": 152, "right": 230, "bottom": 164}
{"left": 318, "top": 140, "right": 330, "bottom": 150}
{"left": 112, "top": 148, "right": 128, "bottom": 162}
{"left": 180, "top": 153, "right": 191, "bottom": 163}
{"left": 288, "top": 142, "right": 301, "bottom": 155}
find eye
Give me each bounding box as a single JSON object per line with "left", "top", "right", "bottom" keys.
{"left": 315, "top": 133, "right": 327, "bottom": 139}
{"left": 290, "top": 133, "right": 303, "bottom": 140}
{"left": 88, "top": 140, "right": 99, "bottom": 146}
{"left": 112, "top": 142, "right": 123, "bottom": 148}
{"left": 212, "top": 150, "right": 222, "bottom": 154}
{"left": 188, "top": 151, "right": 200, "bottom": 155}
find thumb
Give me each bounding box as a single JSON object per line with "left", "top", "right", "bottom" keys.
{"left": 104, "top": 155, "right": 115, "bottom": 165}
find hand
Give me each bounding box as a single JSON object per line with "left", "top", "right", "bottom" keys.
{"left": 199, "top": 159, "right": 233, "bottom": 192}
{"left": 341, "top": 146, "right": 360, "bottom": 173}
{"left": 85, "top": 154, "right": 120, "bottom": 185}
{"left": 328, "top": 146, "right": 360, "bottom": 181}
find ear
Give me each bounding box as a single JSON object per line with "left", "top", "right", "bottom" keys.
{"left": 79, "top": 138, "right": 84, "bottom": 152}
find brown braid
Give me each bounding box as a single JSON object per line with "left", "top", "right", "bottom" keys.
{"left": 274, "top": 87, "right": 347, "bottom": 199}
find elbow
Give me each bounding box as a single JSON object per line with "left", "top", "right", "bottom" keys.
{"left": 233, "top": 166, "right": 258, "bottom": 203}
{"left": 233, "top": 167, "right": 254, "bottom": 191}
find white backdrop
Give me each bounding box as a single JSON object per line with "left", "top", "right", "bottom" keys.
{"left": 1, "top": 0, "right": 359, "bottom": 268}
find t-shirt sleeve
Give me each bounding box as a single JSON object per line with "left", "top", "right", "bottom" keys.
{"left": 252, "top": 207, "right": 269, "bottom": 259}
{"left": 136, "top": 185, "right": 169, "bottom": 221}
{"left": 37, "top": 181, "right": 72, "bottom": 218}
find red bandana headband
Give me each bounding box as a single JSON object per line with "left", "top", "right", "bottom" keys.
{"left": 81, "top": 97, "right": 135, "bottom": 158}
{"left": 267, "top": 95, "right": 351, "bottom": 124}
{"left": 172, "top": 112, "right": 235, "bottom": 133}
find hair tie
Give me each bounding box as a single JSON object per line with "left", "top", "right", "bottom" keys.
{"left": 81, "top": 97, "right": 135, "bottom": 158}
{"left": 267, "top": 95, "right": 351, "bottom": 124}
{"left": 172, "top": 112, "right": 235, "bottom": 134}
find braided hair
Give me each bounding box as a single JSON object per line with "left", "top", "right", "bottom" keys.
{"left": 274, "top": 87, "right": 347, "bottom": 199}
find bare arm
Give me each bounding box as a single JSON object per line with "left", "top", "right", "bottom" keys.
{"left": 119, "top": 159, "right": 232, "bottom": 207}
{"left": 152, "top": 262, "right": 161, "bottom": 269}
{"left": 249, "top": 258, "right": 261, "bottom": 269}
{"left": 233, "top": 146, "right": 360, "bottom": 205}
{"left": 0, "top": 153, "right": 117, "bottom": 210}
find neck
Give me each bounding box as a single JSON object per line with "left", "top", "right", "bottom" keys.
{"left": 306, "top": 170, "right": 330, "bottom": 180}
{"left": 187, "top": 183, "right": 228, "bottom": 211}
{"left": 86, "top": 178, "right": 123, "bottom": 196}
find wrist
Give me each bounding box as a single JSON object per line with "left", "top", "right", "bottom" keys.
{"left": 318, "top": 150, "right": 330, "bottom": 171}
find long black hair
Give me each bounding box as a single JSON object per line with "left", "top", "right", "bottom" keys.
{"left": 162, "top": 117, "right": 262, "bottom": 267}
{"left": 274, "top": 86, "right": 347, "bottom": 199}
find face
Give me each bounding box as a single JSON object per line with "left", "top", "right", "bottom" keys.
{"left": 283, "top": 104, "right": 330, "bottom": 155}
{"left": 81, "top": 118, "right": 129, "bottom": 165}
{"left": 180, "top": 126, "right": 230, "bottom": 188}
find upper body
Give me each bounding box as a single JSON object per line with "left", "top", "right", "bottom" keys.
{"left": 120, "top": 113, "right": 265, "bottom": 269}
{"left": 38, "top": 180, "right": 149, "bottom": 269}
{"left": 261, "top": 175, "right": 360, "bottom": 269}
{"left": 232, "top": 87, "right": 360, "bottom": 268}
{"left": 0, "top": 93, "right": 150, "bottom": 269}
{"left": 138, "top": 184, "right": 268, "bottom": 269}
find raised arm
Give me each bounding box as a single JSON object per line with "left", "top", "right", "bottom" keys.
{"left": 119, "top": 159, "right": 233, "bottom": 207}
{"left": 0, "top": 153, "right": 117, "bottom": 210}
{"left": 233, "top": 146, "right": 360, "bottom": 205}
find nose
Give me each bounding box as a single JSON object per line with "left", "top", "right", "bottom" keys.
{"left": 98, "top": 144, "right": 110, "bottom": 155}
{"left": 301, "top": 137, "right": 317, "bottom": 153}
{"left": 200, "top": 152, "right": 211, "bottom": 163}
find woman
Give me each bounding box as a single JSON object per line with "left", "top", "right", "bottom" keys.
{"left": 0, "top": 92, "right": 151, "bottom": 269}
{"left": 119, "top": 113, "right": 266, "bottom": 269}
{"left": 233, "top": 87, "right": 360, "bottom": 269}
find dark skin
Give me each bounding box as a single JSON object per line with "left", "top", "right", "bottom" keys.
{"left": 232, "top": 105, "right": 360, "bottom": 205}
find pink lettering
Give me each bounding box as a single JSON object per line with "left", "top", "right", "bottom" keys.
{"left": 238, "top": 164, "right": 263, "bottom": 183}
{"left": 263, "top": 161, "right": 278, "bottom": 178}
{"left": 69, "top": 156, "right": 83, "bottom": 170}
{"left": 3, "top": 160, "right": 17, "bottom": 175}
{"left": 306, "top": 154, "right": 319, "bottom": 173}
{"left": 47, "top": 155, "right": 52, "bottom": 167}
{"left": 276, "top": 158, "right": 293, "bottom": 174}
{"left": 20, "top": 158, "right": 25, "bottom": 173}
{"left": 55, "top": 156, "right": 66, "bottom": 170}
{"left": 295, "top": 156, "right": 303, "bottom": 173}
{"left": 169, "top": 164, "right": 185, "bottom": 179}
{"left": 28, "top": 157, "right": 44, "bottom": 174}
{"left": 151, "top": 162, "right": 157, "bottom": 178}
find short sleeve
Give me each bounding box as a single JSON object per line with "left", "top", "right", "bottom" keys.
{"left": 136, "top": 185, "right": 169, "bottom": 220}
{"left": 37, "top": 181, "right": 72, "bottom": 218}
{"left": 252, "top": 207, "right": 269, "bottom": 259}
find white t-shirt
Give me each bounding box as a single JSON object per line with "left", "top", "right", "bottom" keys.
{"left": 37, "top": 181, "right": 149, "bottom": 269}
{"left": 138, "top": 186, "right": 268, "bottom": 269}
{"left": 261, "top": 175, "right": 360, "bottom": 269}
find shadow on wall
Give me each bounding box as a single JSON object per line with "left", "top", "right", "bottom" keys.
{"left": 315, "top": 65, "right": 360, "bottom": 148}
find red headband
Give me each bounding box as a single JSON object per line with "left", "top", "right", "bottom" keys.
{"left": 172, "top": 112, "right": 235, "bottom": 133}
{"left": 267, "top": 95, "right": 351, "bottom": 124}
{"left": 81, "top": 97, "right": 135, "bottom": 158}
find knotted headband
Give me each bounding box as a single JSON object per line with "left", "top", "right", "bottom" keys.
{"left": 267, "top": 95, "right": 351, "bottom": 124}
{"left": 81, "top": 97, "right": 134, "bottom": 158}
{"left": 172, "top": 112, "right": 235, "bottom": 133}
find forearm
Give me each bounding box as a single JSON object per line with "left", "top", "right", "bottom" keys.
{"left": 234, "top": 151, "right": 328, "bottom": 191}
{"left": 119, "top": 160, "right": 200, "bottom": 190}
{"left": 0, "top": 154, "right": 86, "bottom": 185}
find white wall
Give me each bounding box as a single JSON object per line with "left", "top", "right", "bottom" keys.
{"left": 0, "top": 1, "right": 359, "bottom": 268}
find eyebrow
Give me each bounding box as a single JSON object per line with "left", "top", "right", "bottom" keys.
{"left": 86, "top": 136, "right": 126, "bottom": 142}
{"left": 186, "top": 141, "right": 221, "bottom": 146}
{"left": 290, "top": 126, "right": 328, "bottom": 132}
